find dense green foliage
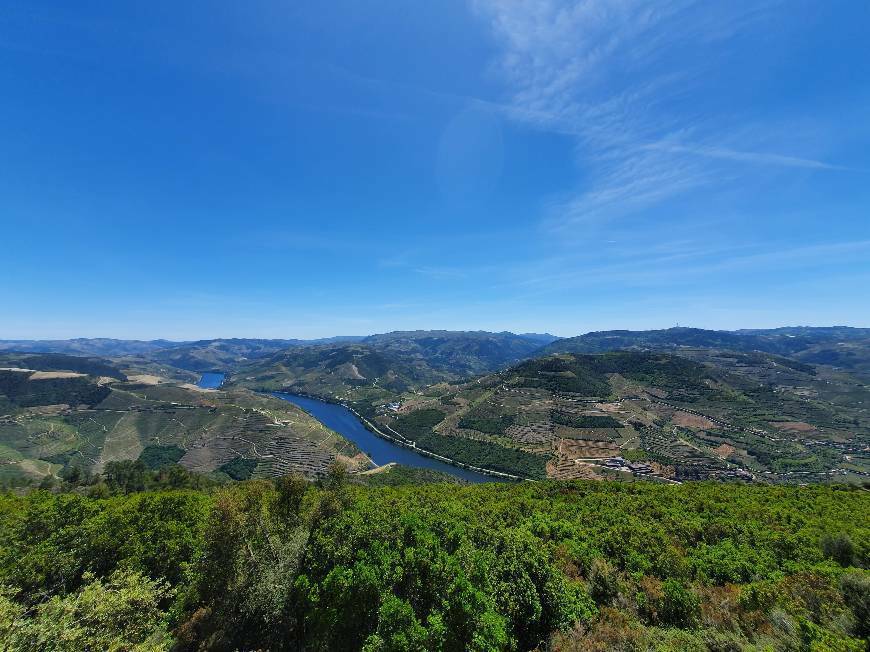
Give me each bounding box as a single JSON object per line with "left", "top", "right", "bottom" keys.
{"left": 457, "top": 414, "right": 517, "bottom": 435}
{"left": 459, "top": 405, "right": 517, "bottom": 435}
{"left": 511, "top": 356, "right": 612, "bottom": 395}
{"left": 551, "top": 412, "right": 623, "bottom": 429}
{"left": 217, "top": 456, "right": 259, "bottom": 480}
{"left": 139, "top": 444, "right": 186, "bottom": 470}
{"left": 508, "top": 352, "right": 711, "bottom": 397}
{"left": 101, "top": 460, "right": 219, "bottom": 494}
{"left": 0, "top": 569, "right": 172, "bottom": 651}
{"left": 1, "top": 479, "right": 867, "bottom": 650}
{"left": 356, "top": 465, "right": 465, "bottom": 486}
{"left": 390, "top": 407, "right": 545, "bottom": 478}
{"left": 0, "top": 371, "right": 111, "bottom": 408}
{"left": 411, "top": 432, "right": 548, "bottom": 479}
{"left": 394, "top": 409, "right": 447, "bottom": 438}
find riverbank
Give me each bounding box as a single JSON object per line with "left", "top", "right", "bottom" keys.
{"left": 343, "top": 404, "right": 529, "bottom": 482}
{"left": 271, "top": 392, "right": 518, "bottom": 483}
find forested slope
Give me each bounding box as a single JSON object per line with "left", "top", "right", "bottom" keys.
{"left": 0, "top": 478, "right": 867, "bottom": 651}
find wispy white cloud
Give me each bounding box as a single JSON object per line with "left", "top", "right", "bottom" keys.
{"left": 642, "top": 142, "right": 848, "bottom": 170}
{"left": 470, "top": 0, "right": 844, "bottom": 232}
{"left": 496, "top": 238, "right": 870, "bottom": 297}
{"left": 413, "top": 266, "right": 469, "bottom": 280}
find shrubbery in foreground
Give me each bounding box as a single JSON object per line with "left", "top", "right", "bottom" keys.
{"left": 0, "top": 474, "right": 867, "bottom": 650}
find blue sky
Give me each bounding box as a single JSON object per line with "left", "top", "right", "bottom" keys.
{"left": 2, "top": 0, "right": 869, "bottom": 340}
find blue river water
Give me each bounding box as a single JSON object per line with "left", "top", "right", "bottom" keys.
{"left": 197, "top": 372, "right": 226, "bottom": 389}
{"left": 273, "top": 392, "right": 496, "bottom": 483}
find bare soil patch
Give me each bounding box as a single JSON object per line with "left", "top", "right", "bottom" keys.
{"left": 558, "top": 438, "right": 619, "bottom": 459}
{"left": 360, "top": 462, "right": 397, "bottom": 475}
{"left": 128, "top": 374, "right": 164, "bottom": 385}
{"left": 672, "top": 411, "right": 715, "bottom": 430}
{"left": 179, "top": 383, "right": 213, "bottom": 393}
{"left": 772, "top": 421, "right": 817, "bottom": 432}
{"left": 29, "top": 371, "right": 86, "bottom": 379}
{"left": 546, "top": 458, "right": 602, "bottom": 480}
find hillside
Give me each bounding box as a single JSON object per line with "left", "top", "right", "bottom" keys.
{"left": 231, "top": 342, "right": 455, "bottom": 401}
{"left": 0, "top": 338, "right": 181, "bottom": 357}
{"left": 364, "top": 351, "right": 870, "bottom": 482}
{"left": 0, "top": 352, "right": 127, "bottom": 380}
{"left": 0, "top": 336, "right": 365, "bottom": 371}
{"left": 145, "top": 338, "right": 309, "bottom": 372}
{"left": 229, "top": 331, "right": 556, "bottom": 401}
{"left": 361, "top": 330, "right": 557, "bottom": 374}
{"left": 0, "top": 370, "right": 363, "bottom": 487}
{"left": 542, "top": 326, "right": 870, "bottom": 372}
{"left": 1, "top": 480, "right": 867, "bottom": 651}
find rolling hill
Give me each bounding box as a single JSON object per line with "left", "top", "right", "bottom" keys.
{"left": 0, "top": 336, "right": 365, "bottom": 371}
{"left": 541, "top": 326, "right": 870, "bottom": 362}
{"left": 229, "top": 331, "right": 559, "bottom": 401}
{"left": 0, "top": 368, "right": 362, "bottom": 487}
{"left": 0, "top": 352, "right": 127, "bottom": 380}
{"left": 360, "top": 350, "right": 870, "bottom": 482}
{"left": 360, "top": 330, "right": 557, "bottom": 374}
{"left": 0, "top": 338, "right": 180, "bottom": 357}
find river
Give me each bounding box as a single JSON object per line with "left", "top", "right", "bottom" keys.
{"left": 197, "top": 372, "right": 225, "bottom": 389}
{"left": 273, "top": 393, "right": 497, "bottom": 483}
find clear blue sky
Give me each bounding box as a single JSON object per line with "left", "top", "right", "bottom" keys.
{"left": 2, "top": 1, "right": 869, "bottom": 340}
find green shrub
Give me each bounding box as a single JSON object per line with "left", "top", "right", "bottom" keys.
{"left": 138, "top": 445, "right": 185, "bottom": 470}
{"left": 840, "top": 572, "right": 870, "bottom": 639}
{"left": 218, "top": 457, "right": 258, "bottom": 480}
{"left": 659, "top": 579, "right": 700, "bottom": 628}
{"left": 822, "top": 533, "right": 858, "bottom": 568}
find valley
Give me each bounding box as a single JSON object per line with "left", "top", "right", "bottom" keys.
{"left": 0, "top": 353, "right": 366, "bottom": 487}
{"left": 2, "top": 327, "right": 869, "bottom": 487}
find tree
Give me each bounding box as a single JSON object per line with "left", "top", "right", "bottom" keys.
{"left": 103, "top": 460, "right": 147, "bottom": 494}
{"left": 822, "top": 533, "right": 857, "bottom": 568}
{"left": 1, "top": 570, "right": 172, "bottom": 652}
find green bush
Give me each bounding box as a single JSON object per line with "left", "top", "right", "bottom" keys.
{"left": 0, "top": 479, "right": 867, "bottom": 650}
{"left": 659, "top": 579, "right": 700, "bottom": 628}
{"left": 840, "top": 571, "right": 870, "bottom": 639}
{"left": 138, "top": 445, "right": 185, "bottom": 470}
{"left": 822, "top": 533, "right": 858, "bottom": 568}
{"left": 218, "top": 457, "right": 258, "bottom": 480}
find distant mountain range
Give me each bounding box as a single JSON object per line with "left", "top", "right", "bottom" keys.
{"left": 0, "top": 336, "right": 363, "bottom": 362}
{"left": 230, "top": 331, "right": 560, "bottom": 398}
{"left": 541, "top": 327, "right": 870, "bottom": 380}
{"left": 1, "top": 326, "right": 869, "bottom": 487}
{"left": 5, "top": 326, "right": 870, "bottom": 378}
{"left": 0, "top": 331, "right": 559, "bottom": 375}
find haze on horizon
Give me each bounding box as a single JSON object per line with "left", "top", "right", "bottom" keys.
{"left": 3, "top": 1, "right": 869, "bottom": 341}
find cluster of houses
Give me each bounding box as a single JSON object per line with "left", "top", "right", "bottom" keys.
{"left": 602, "top": 456, "right": 653, "bottom": 475}
{"left": 376, "top": 401, "right": 402, "bottom": 415}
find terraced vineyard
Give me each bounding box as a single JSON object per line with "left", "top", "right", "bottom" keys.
{"left": 0, "top": 367, "right": 362, "bottom": 486}
{"left": 364, "top": 351, "right": 870, "bottom": 483}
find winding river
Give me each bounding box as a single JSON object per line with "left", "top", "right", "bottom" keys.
{"left": 273, "top": 393, "right": 497, "bottom": 483}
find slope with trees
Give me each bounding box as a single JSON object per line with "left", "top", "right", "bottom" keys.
{"left": 0, "top": 477, "right": 867, "bottom": 650}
